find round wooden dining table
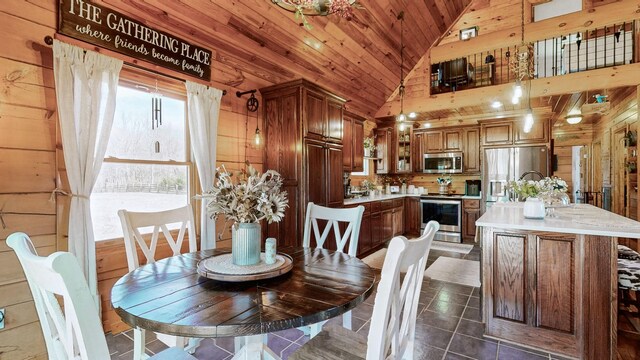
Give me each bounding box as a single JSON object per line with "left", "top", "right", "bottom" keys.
{"left": 111, "top": 246, "right": 377, "bottom": 360}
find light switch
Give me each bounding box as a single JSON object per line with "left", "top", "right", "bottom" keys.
{"left": 0, "top": 308, "right": 5, "bottom": 330}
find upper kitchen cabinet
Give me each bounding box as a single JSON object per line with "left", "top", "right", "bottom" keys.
{"left": 481, "top": 119, "right": 550, "bottom": 147}
{"left": 463, "top": 127, "right": 481, "bottom": 174}
{"left": 395, "top": 124, "right": 413, "bottom": 173}
{"left": 343, "top": 111, "right": 365, "bottom": 172}
{"left": 514, "top": 118, "right": 549, "bottom": 145}
{"left": 301, "top": 81, "right": 346, "bottom": 144}
{"left": 481, "top": 121, "right": 512, "bottom": 146}
{"left": 413, "top": 132, "right": 424, "bottom": 172}
{"left": 421, "top": 129, "right": 462, "bottom": 153}
{"left": 375, "top": 127, "right": 392, "bottom": 174}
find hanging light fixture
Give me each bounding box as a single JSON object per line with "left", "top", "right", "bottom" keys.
{"left": 272, "top": 0, "right": 358, "bottom": 28}
{"left": 510, "top": 0, "right": 535, "bottom": 96}
{"left": 237, "top": 90, "right": 262, "bottom": 146}
{"left": 523, "top": 108, "right": 534, "bottom": 133}
{"left": 396, "top": 11, "right": 406, "bottom": 125}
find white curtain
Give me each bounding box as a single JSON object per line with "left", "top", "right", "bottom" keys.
{"left": 52, "top": 40, "right": 122, "bottom": 299}
{"left": 185, "top": 81, "right": 223, "bottom": 250}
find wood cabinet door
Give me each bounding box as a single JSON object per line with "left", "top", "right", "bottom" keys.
{"left": 304, "top": 89, "right": 325, "bottom": 140}
{"left": 392, "top": 206, "right": 404, "bottom": 236}
{"left": 482, "top": 122, "right": 512, "bottom": 146}
{"left": 425, "top": 131, "right": 444, "bottom": 152}
{"left": 413, "top": 132, "right": 424, "bottom": 172}
{"left": 358, "top": 214, "right": 372, "bottom": 256}
{"left": 305, "top": 140, "right": 327, "bottom": 206}
{"left": 327, "top": 98, "right": 343, "bottom": 143}
{"left": 264, "top": 91, "right": 301, "bottom": 246}
{"left": 326, "top": 145, "right": 344, "bottom": 208}
{"left": 352, "top": 119, "right": 364, "bottom": 172}
{"left": 514, "top": 119, "right": 549, "bottom": 145}
{"left": 382, "top": 210, "right": 394, "bottom": 242}
{"left": 462, "top": 208, "right": 480, "bottom": 241}
{"left": 342, "top": 116, "right": 353, "bottom": 171}
{"left": 404, "top": 197, "right": 421, "bottom": 236}
{"left": 371, "top": 212, "right": 383, "bottom": 246}
{"left": 443, "top": 129, "right": 462, "bottom": 151}
{"left": 375, "top": 128, "right": 390, "bottom": 174}
{"left": 463, "top": 127, "right": 481, "bottom": 174}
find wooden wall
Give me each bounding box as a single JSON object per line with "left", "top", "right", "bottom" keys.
{"left": 592, "top": 86, "right": 638, "bottom": 221}
{"left": 0, "top": 0, "right": 268, "bottom": 349}
{"left": 0, "top": 1, "right": 58, "bottom": 358}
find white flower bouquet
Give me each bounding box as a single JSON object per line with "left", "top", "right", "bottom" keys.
{"left": 199, "top": 162, "right": 288, "bottom": 224}
{"left": 436, "top": 176, "right": 452, "bottom": 185}
{"left": 507, "top": 176, "right": 568, "bottom": 199}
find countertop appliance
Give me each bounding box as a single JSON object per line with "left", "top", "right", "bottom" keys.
{"left": 423, "top": 152, "right": 463, "bottom": 174}
{"left": 482, "top": 146, "right": 549, "bottom": 212}
{"left": 465, "top": 180, "right": 481, "bottom": 196}
{"left": 420, "top": 196, "right": 462, "bottom": 243}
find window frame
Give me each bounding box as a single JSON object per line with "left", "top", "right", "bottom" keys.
{"left": 93, "top": 74, "right": 197, "bottom": 243}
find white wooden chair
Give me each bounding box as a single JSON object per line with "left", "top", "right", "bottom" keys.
{"left": 290, "top": 221, "right": 440, "bottom": 360}
{"left": 301, "top": 202, "right": 365, "bottom": 337}
{"left": 118, "top": 205, "right": 200, "bottom": 359}
{"left": 6, "top": 232, "right": 196, "bottom": 360}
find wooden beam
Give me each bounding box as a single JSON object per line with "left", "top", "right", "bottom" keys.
{"left": 431, "top": 0, "right": 640, "bottom": 63}
{"left": 376, "top": 62, "right": 640, "bottom": 117}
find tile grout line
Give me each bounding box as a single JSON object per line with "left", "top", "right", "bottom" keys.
{"left": 440, "top": 288, "right": 472, "bottom": 360}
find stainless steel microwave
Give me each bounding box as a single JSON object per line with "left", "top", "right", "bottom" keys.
{"left": 423, "top": 152, "right": 463, "bottom": 174}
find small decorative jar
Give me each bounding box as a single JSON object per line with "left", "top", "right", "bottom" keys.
{"left": 523, "top": 197, "right": 545, "bottom": 219}
{"left": 541, "top": 192, "right": 570, "bottom": 217}
{"left": 438, "top": 184, "right": 449, "bottom": 195}
{"left": 264, "top": 238, "right": 277, "bottom": 265}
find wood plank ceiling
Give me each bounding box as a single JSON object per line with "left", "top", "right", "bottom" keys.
{"left": 95, "top": 0, "right": 471, "bottom": 117}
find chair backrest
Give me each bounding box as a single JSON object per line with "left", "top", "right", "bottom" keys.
{"left": 118, "top": 205, "right": 197, "bottom": 271}
{"left": 366, "top": 221, "right": 439, "bottom": 360}
{"left": 302, "top": 202, "right": 365, "bottom": 257}
{"left": 7, "top": 232, "right": 110, "bottom": 360}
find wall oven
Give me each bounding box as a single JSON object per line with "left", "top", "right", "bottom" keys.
{"left": 423, "top": 152, "right": 463, "bottom": 174}
{"left": 420, "top": 198, "right": 462, "bottom": 243}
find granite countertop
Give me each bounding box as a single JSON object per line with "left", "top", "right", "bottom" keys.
{"left": 476, "top": 202, "right": 640, "bottom": 239}
{"left": 343, "top": 193, "right": 481, "bottom": 205}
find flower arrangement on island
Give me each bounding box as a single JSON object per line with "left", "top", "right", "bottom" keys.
{"left": 199, "top": 162, "right": 289, "bottom": 224}
{"left": 507, "top": 176, "right": 568, "bottom": 199}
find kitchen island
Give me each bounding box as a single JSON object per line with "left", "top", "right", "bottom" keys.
{"left": 476, "top": 203, "right": 640, "bottom": 359}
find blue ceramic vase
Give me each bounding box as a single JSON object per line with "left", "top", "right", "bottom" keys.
{"left": 232, "top": 223, "right": 261, "bottom": 266}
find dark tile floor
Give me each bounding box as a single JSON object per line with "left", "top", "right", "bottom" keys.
{"left": 106, "top": 245, "right": 567, "bottom": 360}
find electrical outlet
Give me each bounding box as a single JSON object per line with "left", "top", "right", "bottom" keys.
{"left": 0, "top": 308, "right": 4, "bottom": 330}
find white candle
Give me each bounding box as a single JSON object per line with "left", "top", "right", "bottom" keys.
{"left": 265, "top": 238, "right": 277, "bottom": 264}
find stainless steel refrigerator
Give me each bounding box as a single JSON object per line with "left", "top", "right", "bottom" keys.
{"left": 482, "top": 146, "right": 549, "bottom": 212}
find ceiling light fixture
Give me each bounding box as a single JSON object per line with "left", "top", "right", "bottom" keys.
{"left": 272, "top": 0, "right": 358, "bottom": 29}
{"left": 423, "top": 123, "right": 431, "bottom": 128}
{"left": 491, "top": 101, "right": 502, "bottom": 109}
{"left": 408, "top": 112, "right": 417, "bottom": 119}
{"left": 510, "top": 0, "right": 534, "bottom": 101}
{"left": 396, "top": 11, "right": 406, "bottom": 125}
{"left": 566, "top": 113, "right": 583, "bottom": 125}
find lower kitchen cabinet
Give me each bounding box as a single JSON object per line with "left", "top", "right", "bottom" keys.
{"left": 404, "top": 197, "right": 421, "bottom": 236}
{"left": 462, "top": 199, "right": 481, "bottom": 242}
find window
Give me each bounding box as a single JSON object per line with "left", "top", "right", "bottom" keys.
{"left": 91, "top": 84, "right": 193, "bottom": 241}
{"left": 351, "top": 160, "right": 370, "bottom": 176}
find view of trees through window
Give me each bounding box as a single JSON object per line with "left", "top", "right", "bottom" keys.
{"left": 91, "top": 85, "right": 191, "bottom": 241}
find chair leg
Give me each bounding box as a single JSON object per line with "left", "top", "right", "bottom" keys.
{"left": 342, "top": 311, "right": 352, "bottom": 331}
{"left": 185, "top": 338, "right": 202, "bottom": 354}
{"left": 133, "top": 328, "right": 150, "bottom": 360}
{"left": 309, "top": 322, "right": 324, "bottom": 339}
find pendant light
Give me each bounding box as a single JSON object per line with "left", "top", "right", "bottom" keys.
{"left": 396, "top": 11, "right": 406, "bottom": 124}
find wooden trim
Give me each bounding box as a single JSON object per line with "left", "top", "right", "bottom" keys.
{"left": 376, "top": 62, "right": 640, "bottom": 118}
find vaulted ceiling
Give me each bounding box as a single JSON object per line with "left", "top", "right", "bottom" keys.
{"left": 95, "top": 0, "right": 472, "bottom": 117}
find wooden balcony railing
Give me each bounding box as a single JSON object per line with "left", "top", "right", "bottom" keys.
{"left": 430, "top": 21, "right": 636, "bottom": 94}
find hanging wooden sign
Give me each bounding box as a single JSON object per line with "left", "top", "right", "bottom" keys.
{"left": 58, "top": 0, "right": 212, "bottom": 81}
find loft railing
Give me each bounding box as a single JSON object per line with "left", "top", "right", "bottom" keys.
{"left": 430, "top": 21, "right": 636, "bottom": 94}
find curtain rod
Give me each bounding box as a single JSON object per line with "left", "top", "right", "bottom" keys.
{"left": 43, "top": 35, "right": 226, "bottom": 96}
